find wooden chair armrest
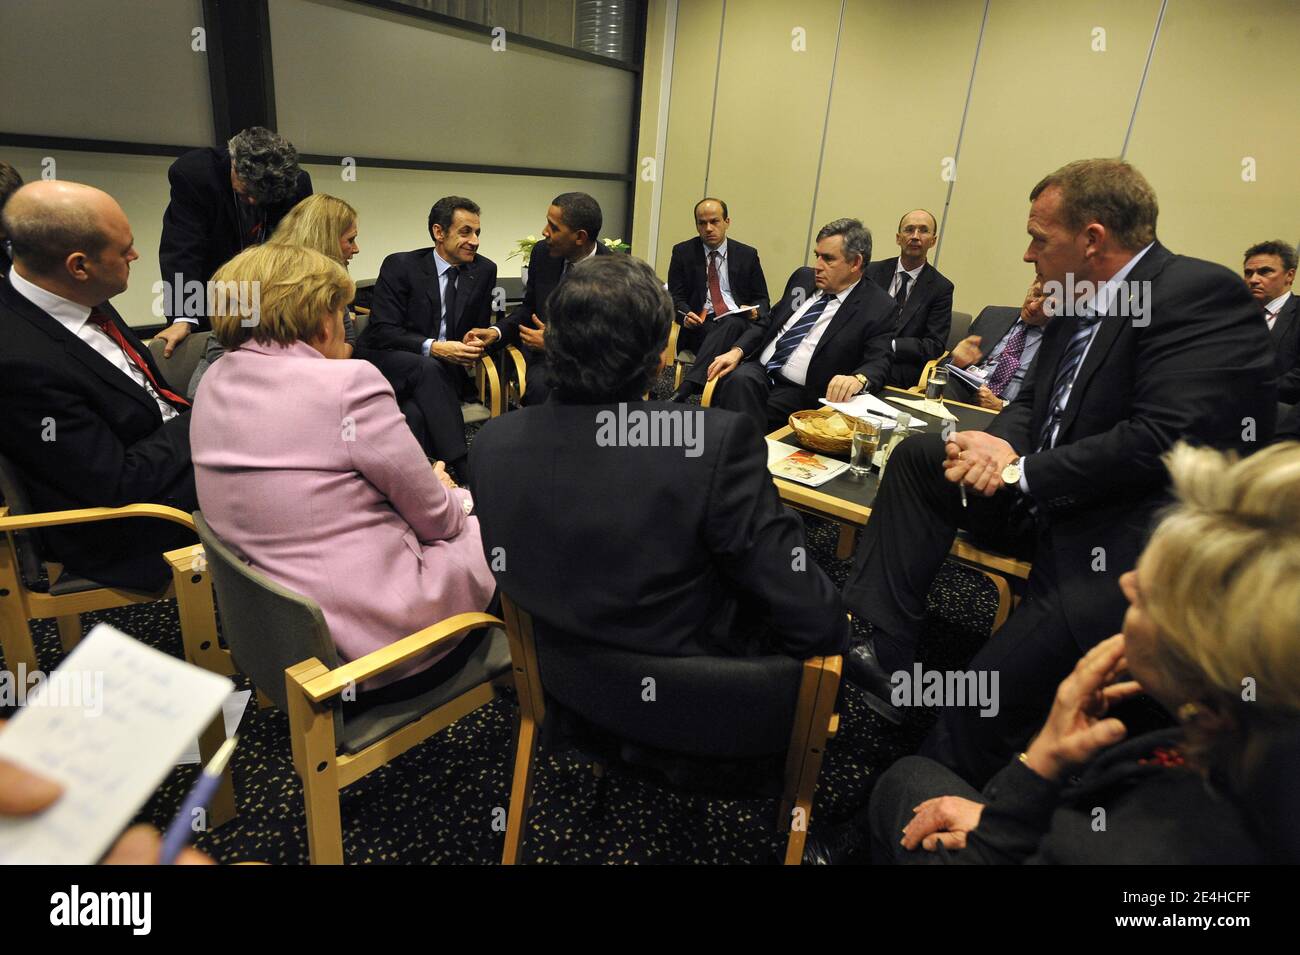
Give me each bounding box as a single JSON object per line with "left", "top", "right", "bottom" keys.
{"left": 353, "top": 305, "right": 371, "bottom": 316}
{"left": 701, "top": 375, "right": 720, "bottom": 407}
{"left": 477, "top": 354, "right": 503, "bottom": 417}
{"left": 666, "top": 320, "right": 681, "bottom": 365}
{"left": 299, "top": 611, "right": 505, "bottom": 702}
{"left": 0, "top": 503, "right": 196, "bottom": 533}
{"left": 505, "top": 344, "right": 527, "bottom": 401}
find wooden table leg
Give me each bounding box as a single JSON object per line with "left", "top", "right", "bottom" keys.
{"left": 835, "top": 524, "right": 858, "bottom": 560}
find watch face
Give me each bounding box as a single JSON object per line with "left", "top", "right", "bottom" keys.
{"left": 1001, "top": 463, "right": 1021, "bottom": 484}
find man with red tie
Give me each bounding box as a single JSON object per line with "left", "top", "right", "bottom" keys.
{"left": 0, "top": 181, "right": 197, "bottom": 590}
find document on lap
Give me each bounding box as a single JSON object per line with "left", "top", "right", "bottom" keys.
{"left": 710, "top": 305, "right": 758, "bottom": 320}
{"left": 0, "top": 624, "right": 233, "bottom": 864}
{"left": 945, "top": 362, "right": 986, "bottom": 389}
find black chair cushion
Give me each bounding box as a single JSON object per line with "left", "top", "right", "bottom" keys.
{"left": 535, "top": 630, "right": 803, "bottom": 759}
{"left": 339, "top": 627, "right": 512, "bottom": 755}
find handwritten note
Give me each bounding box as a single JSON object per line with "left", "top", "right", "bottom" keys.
{"left": 0, "top": 624, "right": 232, "bottom": 864}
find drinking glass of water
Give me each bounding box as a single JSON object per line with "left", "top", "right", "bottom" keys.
{"left": 849, "top": 415, "right": 881, "bottom": 476}
{"left": 926, "top": 366, "right": 949, "bottom": 404}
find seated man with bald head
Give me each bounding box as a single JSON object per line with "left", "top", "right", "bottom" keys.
{"left": 0, "top": 181, "right": 196, "bottom": 590}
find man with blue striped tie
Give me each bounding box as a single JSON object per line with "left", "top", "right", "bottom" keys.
{"left": 702, "top": 219, "right": 896, "bottom": 433}
{"left": 834, "top": 159, "right": 1276, "bottom": 796}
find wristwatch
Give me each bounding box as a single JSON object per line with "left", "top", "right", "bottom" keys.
{"left": 854, "top": 373, "right": 868, "bottom": 390}
{"left": 1001, "top": 460, "right": 1021, "bottom": 484}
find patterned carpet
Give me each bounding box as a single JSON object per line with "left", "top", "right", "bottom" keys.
{"left": 1, "top": 370, "right": 1001, "bottom": 865}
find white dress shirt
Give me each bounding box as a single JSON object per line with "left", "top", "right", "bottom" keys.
{"left": 702, "top": 239, "right": 739, "bottom": 315}
{"left": 758, "top": 280, "right": 860, "bottom": 387}
{"left": 8, "top": 266, "right": 178, "bottom": 420}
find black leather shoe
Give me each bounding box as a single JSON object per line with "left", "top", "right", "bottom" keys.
{"left": 802, "top": 816, "right": 869, "bottom": 865}
{"left": 843, "top": 637, "right": 904, "bottom": 724}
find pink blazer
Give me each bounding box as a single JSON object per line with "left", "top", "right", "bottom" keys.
{"left": 191, "top": 340, "right": 495, "bottom": 688}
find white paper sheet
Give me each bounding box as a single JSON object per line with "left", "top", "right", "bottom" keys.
{"left": 177, "top": 690, "right": 251, "bottom": 766}
{"left": 819, "top": 393, "right": 928, "bottom": 428}
{"left": 0, "top": 624, "right": 233, "bottom": 864}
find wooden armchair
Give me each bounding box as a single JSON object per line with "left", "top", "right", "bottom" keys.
{"left": 0, "top": 453, "right": 237, "bottom": 824}
{"left": 499, "top": 594, "right": 841, "bottom": 865}
{"left": 193, "top": 511, "right": 519, "bottom": 864}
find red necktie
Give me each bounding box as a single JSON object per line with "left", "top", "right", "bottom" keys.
{"left": 707, "top": 250, "right": 727, "bottom": 318}
{"left": 88, "top": 309, "right": 191, "bottom": 410}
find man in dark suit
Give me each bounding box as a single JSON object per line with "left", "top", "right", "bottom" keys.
{"left": 354, "top": 196, "right": 496, "bottom": 477}
{"left": 0, "top": 160, "right": 22, "bottom": 276}
{"left": 0, "top": 181, "right": 196, "bottom": 591}
{"left": 470, "top": 254, "right": 848, "bottom": 663}
{"left": 1243, "top": 239, "right": 1298, "bottom": 404}
{"left": 701, "top": 218, "right": 896, "bottom": 433}
{"left": 867, "top": 210, "right": 953, "bottom": 388}
{"left": 465, "top": 192, "right": 609, "bottom": 407}
{"left": 667, "top": 197, "right": 770, "bottom": 359}
{"left": 840, "top": 159, "right": 1276, "bottom": 787}
{"left": 153, "top": 127, "right": 312, "bottom": 355}
{"left": 942, "top": 280, "right": 1049, "bottom": 410}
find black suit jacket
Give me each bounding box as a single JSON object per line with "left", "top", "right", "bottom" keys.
{"left": 1269, "top": 292, "right": 1300, "bottom": 403}
{"left": 0, "top": 280, "right": 196, "bottom": 589}
{"left": 159, "top": 146, "right": 313, "bottom": 326}
{"left": 356, "top": 248, "right": 498, "bottom": 353}
{"left": 987, "top": 242, "right": 1275, "bottom": 649}
{"left": 967, "top": 305, "right": 1021, "bottom": 353}
{"left": 496, "top": 239, "right": 612, "bottom": 353}
{"left": 735, "top": 268, "right": 895, "bottom": 396}
{"left": 867, "top": 258, "right": 954, "bottom": 387}
{"left": 667, "top": 237, "right": 770, "bottom": 320}
{"left": 469, "top": 401, "right": 849, "bottom": 659}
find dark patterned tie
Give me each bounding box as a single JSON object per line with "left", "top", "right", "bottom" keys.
{"left": 442, "top": 267, "right": 459, "bottom": 339}
{"left": 765, "top": 293, "right": 831, "bottom": 377}
{"left": 1036, "top": 312, "right": 1102, "bottom": 451}
{"left": 894, "top": 273, "right": 911, "bottom": 308}
{"left": 986, "top": 322, "right": 1029, "bottom": 397}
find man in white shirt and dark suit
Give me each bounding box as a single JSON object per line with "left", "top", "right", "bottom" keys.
{"left": 0, "top": 181, "right": 196, "bottom": 590}
{"left": 1243, "top": 239, "right": 1299, "bottom": 404}
{"left": 866, "top": 210, "right": 954, "bottom": 388}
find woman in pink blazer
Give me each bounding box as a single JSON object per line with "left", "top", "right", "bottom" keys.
{"left": 191, "top": 243, "right": 496, "bottom": 701}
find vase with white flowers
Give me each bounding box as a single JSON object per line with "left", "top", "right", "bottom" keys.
{"left": 507, "top": 235, "right": 540, "bottom": 285}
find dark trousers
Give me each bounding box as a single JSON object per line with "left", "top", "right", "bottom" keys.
{"left": 355, "top": 347, "right": 468, "bottom": 466}
{"left": 681, "top": 313, "right": 756, "bottom": 391}
{"left": 518, "top": 347, "right": 551, "bottom": 407}
{"left": 712, "top": 363, "right": 814, "bottom": 433}
{"left": 841, "top": 432, "right": 1078, "bottom": 787}
{"left": 867, "top": 754, "right": 986, "bottom": 865}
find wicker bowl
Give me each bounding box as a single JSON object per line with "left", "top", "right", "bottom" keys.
{"left": 788, "top": 409, "right": 854, "bottom": 454}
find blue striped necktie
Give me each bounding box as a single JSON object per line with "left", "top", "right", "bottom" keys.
{"left": 765, "top": 293, "right": 831, "bottom": 377}
{"left": 1036, "top": 311, "right": 1103, "bottom": 451}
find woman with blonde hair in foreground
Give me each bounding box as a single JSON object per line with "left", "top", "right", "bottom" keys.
{"left": 186, "top": 193, "right": 361, "bottom": 397}
{"left": 809, "top": 441, "right": 1300, "bottom": 864}
{"left": 191, "top": 243, "right": 496, "bottom": 703}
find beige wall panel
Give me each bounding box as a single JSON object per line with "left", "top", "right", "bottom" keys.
{"left": 0, "top": 0, "right": 212, "bottom": 147}
{"left": 938, "top": 0, "right": 1162, "bottom": 315}
{"left": 653, "top": 0, "right": 725, "bottom": 273}
{"left": 703, "top": 0, "right": 844, "bottom": 287}
{"left": 271, "top": 0, "right": 634, "bottom": 174}
{"left": 632, "top": 0, "right": 673, "bottom": 262}
{"left": 813, "top": 0, "right": 985, "bottom": 270}
{"left": 3, "top": 148, "right": 177, "bottom": 329}
{"left": 1124, "top": 0, "right": 1300, "bottom": 271}
{"left": 300, "top": 162, "right": 628, "bottom": 284}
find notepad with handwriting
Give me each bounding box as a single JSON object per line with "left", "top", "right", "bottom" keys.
{"left": 0, "top": 624, "right": 233, "bottom": 864}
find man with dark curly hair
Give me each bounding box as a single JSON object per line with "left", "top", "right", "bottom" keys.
{"left": 154, "top": 127, "right": 312, "bottom": 354}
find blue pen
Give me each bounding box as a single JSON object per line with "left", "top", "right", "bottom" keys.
{"left": 159, "top": 736, "right": 238, "bottom": 864}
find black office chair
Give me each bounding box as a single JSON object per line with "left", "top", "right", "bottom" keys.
{"left": 500, "top": 595, "right": 841, "bottom": 864}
